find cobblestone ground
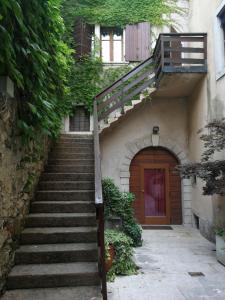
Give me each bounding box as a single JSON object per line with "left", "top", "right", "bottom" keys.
{"left": 108, "top": 226, "right": 225, "bottom": 300}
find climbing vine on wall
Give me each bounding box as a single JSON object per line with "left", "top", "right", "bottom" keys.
{"left": 62, "top": 0, "right": 181, "bottom": 29}
{"left": 0, "top": 0, "right": 73, "bottom": 140}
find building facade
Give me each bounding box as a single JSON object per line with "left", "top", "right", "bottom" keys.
{"left": 62, "top": 0, "right": 225, "bottom": 241}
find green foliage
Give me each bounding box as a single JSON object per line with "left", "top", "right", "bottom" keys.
{"left": 105, "top": 229, "right": 138, "bottom": 281}
{"left": 69, "top": 55, "right": 103, "bottom": 112}
{"left": 215, "top": 227, "right": 225, "bottom": 240}
{"left": 100, "top": 65, "right": 133, "bottom": 89}
{"left": 62, "top": 0, "right": 181, "bottom": 28}
{"left": 102, "top": 178, "right": 142, "bottom": 247}
{"left": 0, "top": 0, "right": 73, "bottom": 141}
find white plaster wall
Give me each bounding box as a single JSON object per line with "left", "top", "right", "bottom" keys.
{"left": 188, "top": 0, "right": 225, "bottom": 231}
{"left": 100, "top": 97, "right": 193, "bottom": 226}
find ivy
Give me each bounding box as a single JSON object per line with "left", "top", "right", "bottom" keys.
{"left": 62, "top": 0, "right": 181, "bottom": 28}
{"left": 0, "top": 0, "right": 73, "bottom": 141}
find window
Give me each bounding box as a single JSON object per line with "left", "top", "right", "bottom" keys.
{"left": 100, "top": 27, "right": 124, "bottom": 63}
{"left": 69, "top": 106, "right": 90, "bottom": 132}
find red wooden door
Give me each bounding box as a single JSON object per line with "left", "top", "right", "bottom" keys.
{"left": 130, "top": 147, "right": 182, "bottom": 225}
{"left": 141, "top": 164, "right": 170, "bottom": 225}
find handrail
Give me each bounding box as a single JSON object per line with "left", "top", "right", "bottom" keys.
{"left": 93, "top": 99, "right": 107, "bottom": 300}
{"left": 96, "top": 55, "right": 154, "bottom": 101}
{"left": 97, "top": 56, "right": 155, "bottom": 120}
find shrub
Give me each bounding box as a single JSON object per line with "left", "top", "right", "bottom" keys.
{"left": 102, "top": 178, "right": 142, "bottom": 247}
{"left": 105, "top": 229, "right": 138, "bottom": 281}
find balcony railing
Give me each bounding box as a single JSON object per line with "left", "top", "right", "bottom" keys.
{"left": 153, "top": 33, "right": 207, "bottom": 84}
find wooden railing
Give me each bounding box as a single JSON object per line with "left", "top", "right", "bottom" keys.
{"left": 93, "top": 100, "right": 107, "bottom": 300}
{"left": 96, "top": 56, "right": 155, "bottom": 121}
{"left": 153, "top": 33, "right": 207, "bottom": 84}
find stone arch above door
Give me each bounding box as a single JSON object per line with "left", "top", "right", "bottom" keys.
{"left": 119, "top": 135, "right": 192, "bottom": 226}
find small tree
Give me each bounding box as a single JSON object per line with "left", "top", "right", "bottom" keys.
{"left": 178, "top": 119, "right": 225, "bottom": 195}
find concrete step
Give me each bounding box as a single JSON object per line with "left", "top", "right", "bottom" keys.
{"left": 15, "top": 243, "right": 98, "bottom": 264}
{"left": 52, "top": 147, "right": 93, "bottom": 154}
{"left": 30, "top": 201, "right": 95, "bottom": 213}
{"left": 21, "top": 227, "right": 97, "bottom": 244}
{"left": 47, "top": 159, "right": 94, "bottom": 166}
{"left": 41, "top": 173, "right": 94, "bottom": 181}
{"left": 45, "top": 165, "right": 94, "bottom": 173}
{"left": 38, "top": 181, "right": 94, "bottom": 191}
{"left": 55, "top": 141, "right": 93, "bottom": 148}
{"left": 36, "top": 190, "right": 94, "bottom": 201}
{"left": 1, "top": 286, "right": 102, "bottom": 300}
{"left": 7, "top": 262, "right": 99, "bottom": 289}
{"left": 25, "top": 213, "right": 96, "bottom": 227}
{"left": 60, "top": 134, "right": 93, "bottom": 139}
{"left": 50, "top": 153, "right": 94, "bottom": 160}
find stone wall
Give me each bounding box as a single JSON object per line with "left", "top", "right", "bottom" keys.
{"left": 0, "top": 93, "right": 50, "bottom": 292}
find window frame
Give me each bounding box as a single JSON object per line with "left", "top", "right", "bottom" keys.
{"left": 100, "top": 27, "right": 124, "bottom": 63}
{"left": 215, "top": 0, "right": 225, "bottom": 80}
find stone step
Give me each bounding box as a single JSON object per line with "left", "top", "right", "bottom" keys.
{"left": 30, "top": 201, "right": 95, "bottom": 213}
{"left": 60, "top": 134, "right": 93, "bottom": 139}
{"left": 45, "top": 165, "right": 94, "bottom": 173}
{"left": 48, "top": 159, "right": 94, "bottom": 166}
{"left": 15, "top": 243, "right": 98, "bottom": 264}
{"left": 50, "top": 153, "right": 94, "bottom": 160}
{"left": 1, "top": 286, "right": 102, "bottom": 300}
{"left": 38, "top": 181, "right": 94, "bottom": 191}
{"left": 7, "top": 262, "right": 99, "bottom": 289}
{"left": 25, "top": 213, "right": 96, "bottom": 227}
{"left": 41, "top": 173, "right": 94, "bottom": 181}
{"left": 52, "top": 147, "right": 93, "bottom": 154}
{"left": 21, "top": 227, "right": 97, "bottom": 244}
{"left": 56, "top": 143, "right": 93, "bottom": 148}
{"left": 36, "top": 190, "right": 94, "bottom": 201}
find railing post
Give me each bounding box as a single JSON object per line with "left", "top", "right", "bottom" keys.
{"left": 161, "top": 35, "right": 165, "bottom": 72}
{"left": 93, "top": 99, "right": 107, "bottom": 300}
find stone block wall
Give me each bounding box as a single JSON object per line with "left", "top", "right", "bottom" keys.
{"left": 0, "top": 93, "right": 50, "bottom": 292}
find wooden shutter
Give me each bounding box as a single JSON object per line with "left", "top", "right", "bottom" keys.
{"left": 125, "top": 22, "right": 151, "bottom": 62}
{"left": 74, "top": 19, "right": 93, "bottom": 59}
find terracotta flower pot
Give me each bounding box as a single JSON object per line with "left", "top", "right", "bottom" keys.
{"left": 105, "top": 244, "right": 115, "bottom": 272}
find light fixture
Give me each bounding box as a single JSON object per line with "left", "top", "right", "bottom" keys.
{"left": 152, "top": 126, "right": 160, "bottom": 146}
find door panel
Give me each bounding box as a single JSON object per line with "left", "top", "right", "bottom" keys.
{"left": 130, "top": 147, "right": 182, "bottom": 225}
{"left": 144, "top": 169, "right": 166, "bottom": 217}
{"left": 141, "top": 164, "right": 170, "bottom": 225}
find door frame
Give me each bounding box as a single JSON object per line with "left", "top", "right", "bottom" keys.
{"left": 140, "top": 163, "right": 170, "bottom": 225}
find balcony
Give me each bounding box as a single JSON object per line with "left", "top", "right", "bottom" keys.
{"left": 153, "top": 33, "right": 207, "bottom": 98}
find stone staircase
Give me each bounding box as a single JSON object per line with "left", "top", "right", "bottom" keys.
{"left": 3, "top": 134, "right": 102, "bottom": 300}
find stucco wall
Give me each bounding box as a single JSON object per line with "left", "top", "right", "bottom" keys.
{"left": 100, "top": 97, "right": 193, "bottom": 225}
{"left": 187, "top": 0, "right": 225, "bottom": 239}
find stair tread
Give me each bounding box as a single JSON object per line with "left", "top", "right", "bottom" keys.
{"left": 9, "top": 262, "right": 98, "bottom": 277}
{"left": 39, "top": 181, "right": 94, "bottom": 183}
{"left": 37, "top": 190, "right": 94, "bottom": 193}
{"left": 27, "top": 213, "right": 96, "bottom": 217}
{"left": 1, "top": 286, "right": 102, "bottom": 300}
{"left": 16, "top": 243, "right": 98, "bottom": 253}
{"left": 22, "top": 227, "right": 97, "bottom": 234}
{"left": 32, "top": 201, "right": 93, "bottom": 204}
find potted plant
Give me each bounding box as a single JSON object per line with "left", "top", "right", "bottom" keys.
{"left": 215, "top": 227, "right": 225, "bottom": 266}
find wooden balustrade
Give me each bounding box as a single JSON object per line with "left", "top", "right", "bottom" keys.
{"left": 153, "top": 33, "right": 207, "bottom": 84}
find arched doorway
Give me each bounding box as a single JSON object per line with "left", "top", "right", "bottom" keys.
{"left": 129, "top": 147, "right": 182, "bottom": 225}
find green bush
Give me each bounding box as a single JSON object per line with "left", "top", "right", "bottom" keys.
{"left": 102, "top": 178, "right": 142, "bottom": 247}
{"left": 105, "top": 229, "right": 138, "bottom": 281}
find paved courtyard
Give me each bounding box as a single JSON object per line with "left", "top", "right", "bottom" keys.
{"left": 108, "top": 226, "right": 225, "bottom": 300}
